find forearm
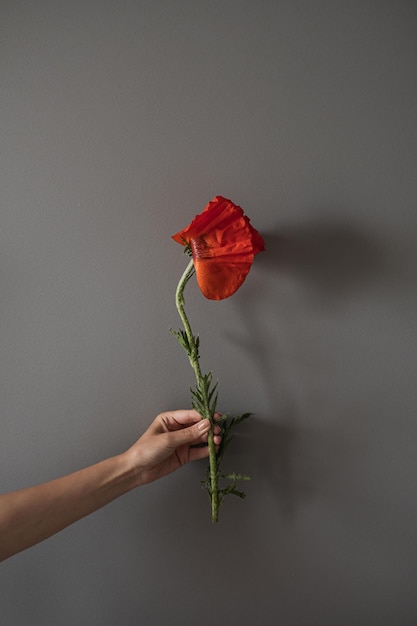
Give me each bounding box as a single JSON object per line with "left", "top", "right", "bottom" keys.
{"left": 0, "top": 410, "right": 214, "bottom": 562}
{"left": 0, "top": 451, "right": 139, "bottom": 562}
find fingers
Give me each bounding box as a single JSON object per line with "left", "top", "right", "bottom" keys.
{"left": 188, "top": 423, "right": 222, "bottom": 462}
{"left": 199, "top": 425, "right": 222, "bottom": 446}
{"left": 157, "top": 410, "right": 222, "bottom": 432}
{"left": 166, "top": 418, "right": 210, "bottom": 448}
{"left": 157, "top": 410, "right": 203, "bottom": 432}
{"left": 145, "top": 410, "right": 201, "bottom": 437}
{"left": 162, "top": 415, "right": 222, "bottom": 451}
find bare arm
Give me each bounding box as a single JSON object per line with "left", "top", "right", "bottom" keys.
{"left": 0, "top": 410, "right": 220, "bottom": 562}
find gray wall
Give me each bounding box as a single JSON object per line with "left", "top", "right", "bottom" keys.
{"left": 1, "top": 2, "right": 416, "bottom": 624}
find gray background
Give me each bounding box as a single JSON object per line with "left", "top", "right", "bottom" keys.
{"left": 1, "top": 1, "right": 416, "bottom": 625}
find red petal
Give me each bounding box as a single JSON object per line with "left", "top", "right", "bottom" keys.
{"left": 194, "top": 258, "right": 252, "bottom": 300}
{"left": 172, "top": 196, "right": 264, "bottom": 300}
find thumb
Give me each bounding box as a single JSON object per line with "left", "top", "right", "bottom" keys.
{"left": 168, "top": 418, "right": 210, "bottom": 447}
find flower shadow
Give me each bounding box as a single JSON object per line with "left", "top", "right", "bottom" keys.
{"left": 257, "top": 216, "right": 387, "bottom": 304}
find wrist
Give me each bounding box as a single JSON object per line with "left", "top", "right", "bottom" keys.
{"left": 120, "top": 447, "right": 147, "bottom": 489}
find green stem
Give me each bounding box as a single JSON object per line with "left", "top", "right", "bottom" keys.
{"left": 175, "top": 257, "right": 219, "bottom": 522}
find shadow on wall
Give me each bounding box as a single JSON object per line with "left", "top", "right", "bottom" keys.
{"left": 228, "top": 215, "right": 394, "bottom": 520}
{"left": 258, "top": 217, "right": 388, "bottom": 302}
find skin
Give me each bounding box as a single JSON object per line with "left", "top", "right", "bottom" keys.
{"left": 0, "top": 410, "right": 221, "bottom": 562}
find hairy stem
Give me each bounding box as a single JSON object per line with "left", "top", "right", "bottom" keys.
{"left": 175, "top": 257, "right": 219, "bottom": 522}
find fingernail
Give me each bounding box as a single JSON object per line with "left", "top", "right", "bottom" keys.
{"left": 198, "top": 419, "right": 210, "bottom": 432}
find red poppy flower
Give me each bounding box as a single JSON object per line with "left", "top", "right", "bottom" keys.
{"left": 172, "top": 196, "right": 265, "bottom": 300}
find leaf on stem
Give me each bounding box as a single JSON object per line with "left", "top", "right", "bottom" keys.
{"left": 201, "top": 412, "right": 252, "bottom": 504}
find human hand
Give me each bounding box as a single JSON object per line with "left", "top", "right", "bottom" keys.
{"left": 0, "top": 411, "right": 221, "bottom": 561}
{"left": 126, "top": 410, "right": 222, "bottom": 486}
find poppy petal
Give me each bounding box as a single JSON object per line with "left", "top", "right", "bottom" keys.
{"left": 193, "top": 258, "right": 252, "bottom": 300}
{"left": 172, "top": 196, "right": 264, "bottom": 300}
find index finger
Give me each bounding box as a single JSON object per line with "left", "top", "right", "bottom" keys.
{"left": 158, "top": 409, "right": 203, "bottom": 431}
